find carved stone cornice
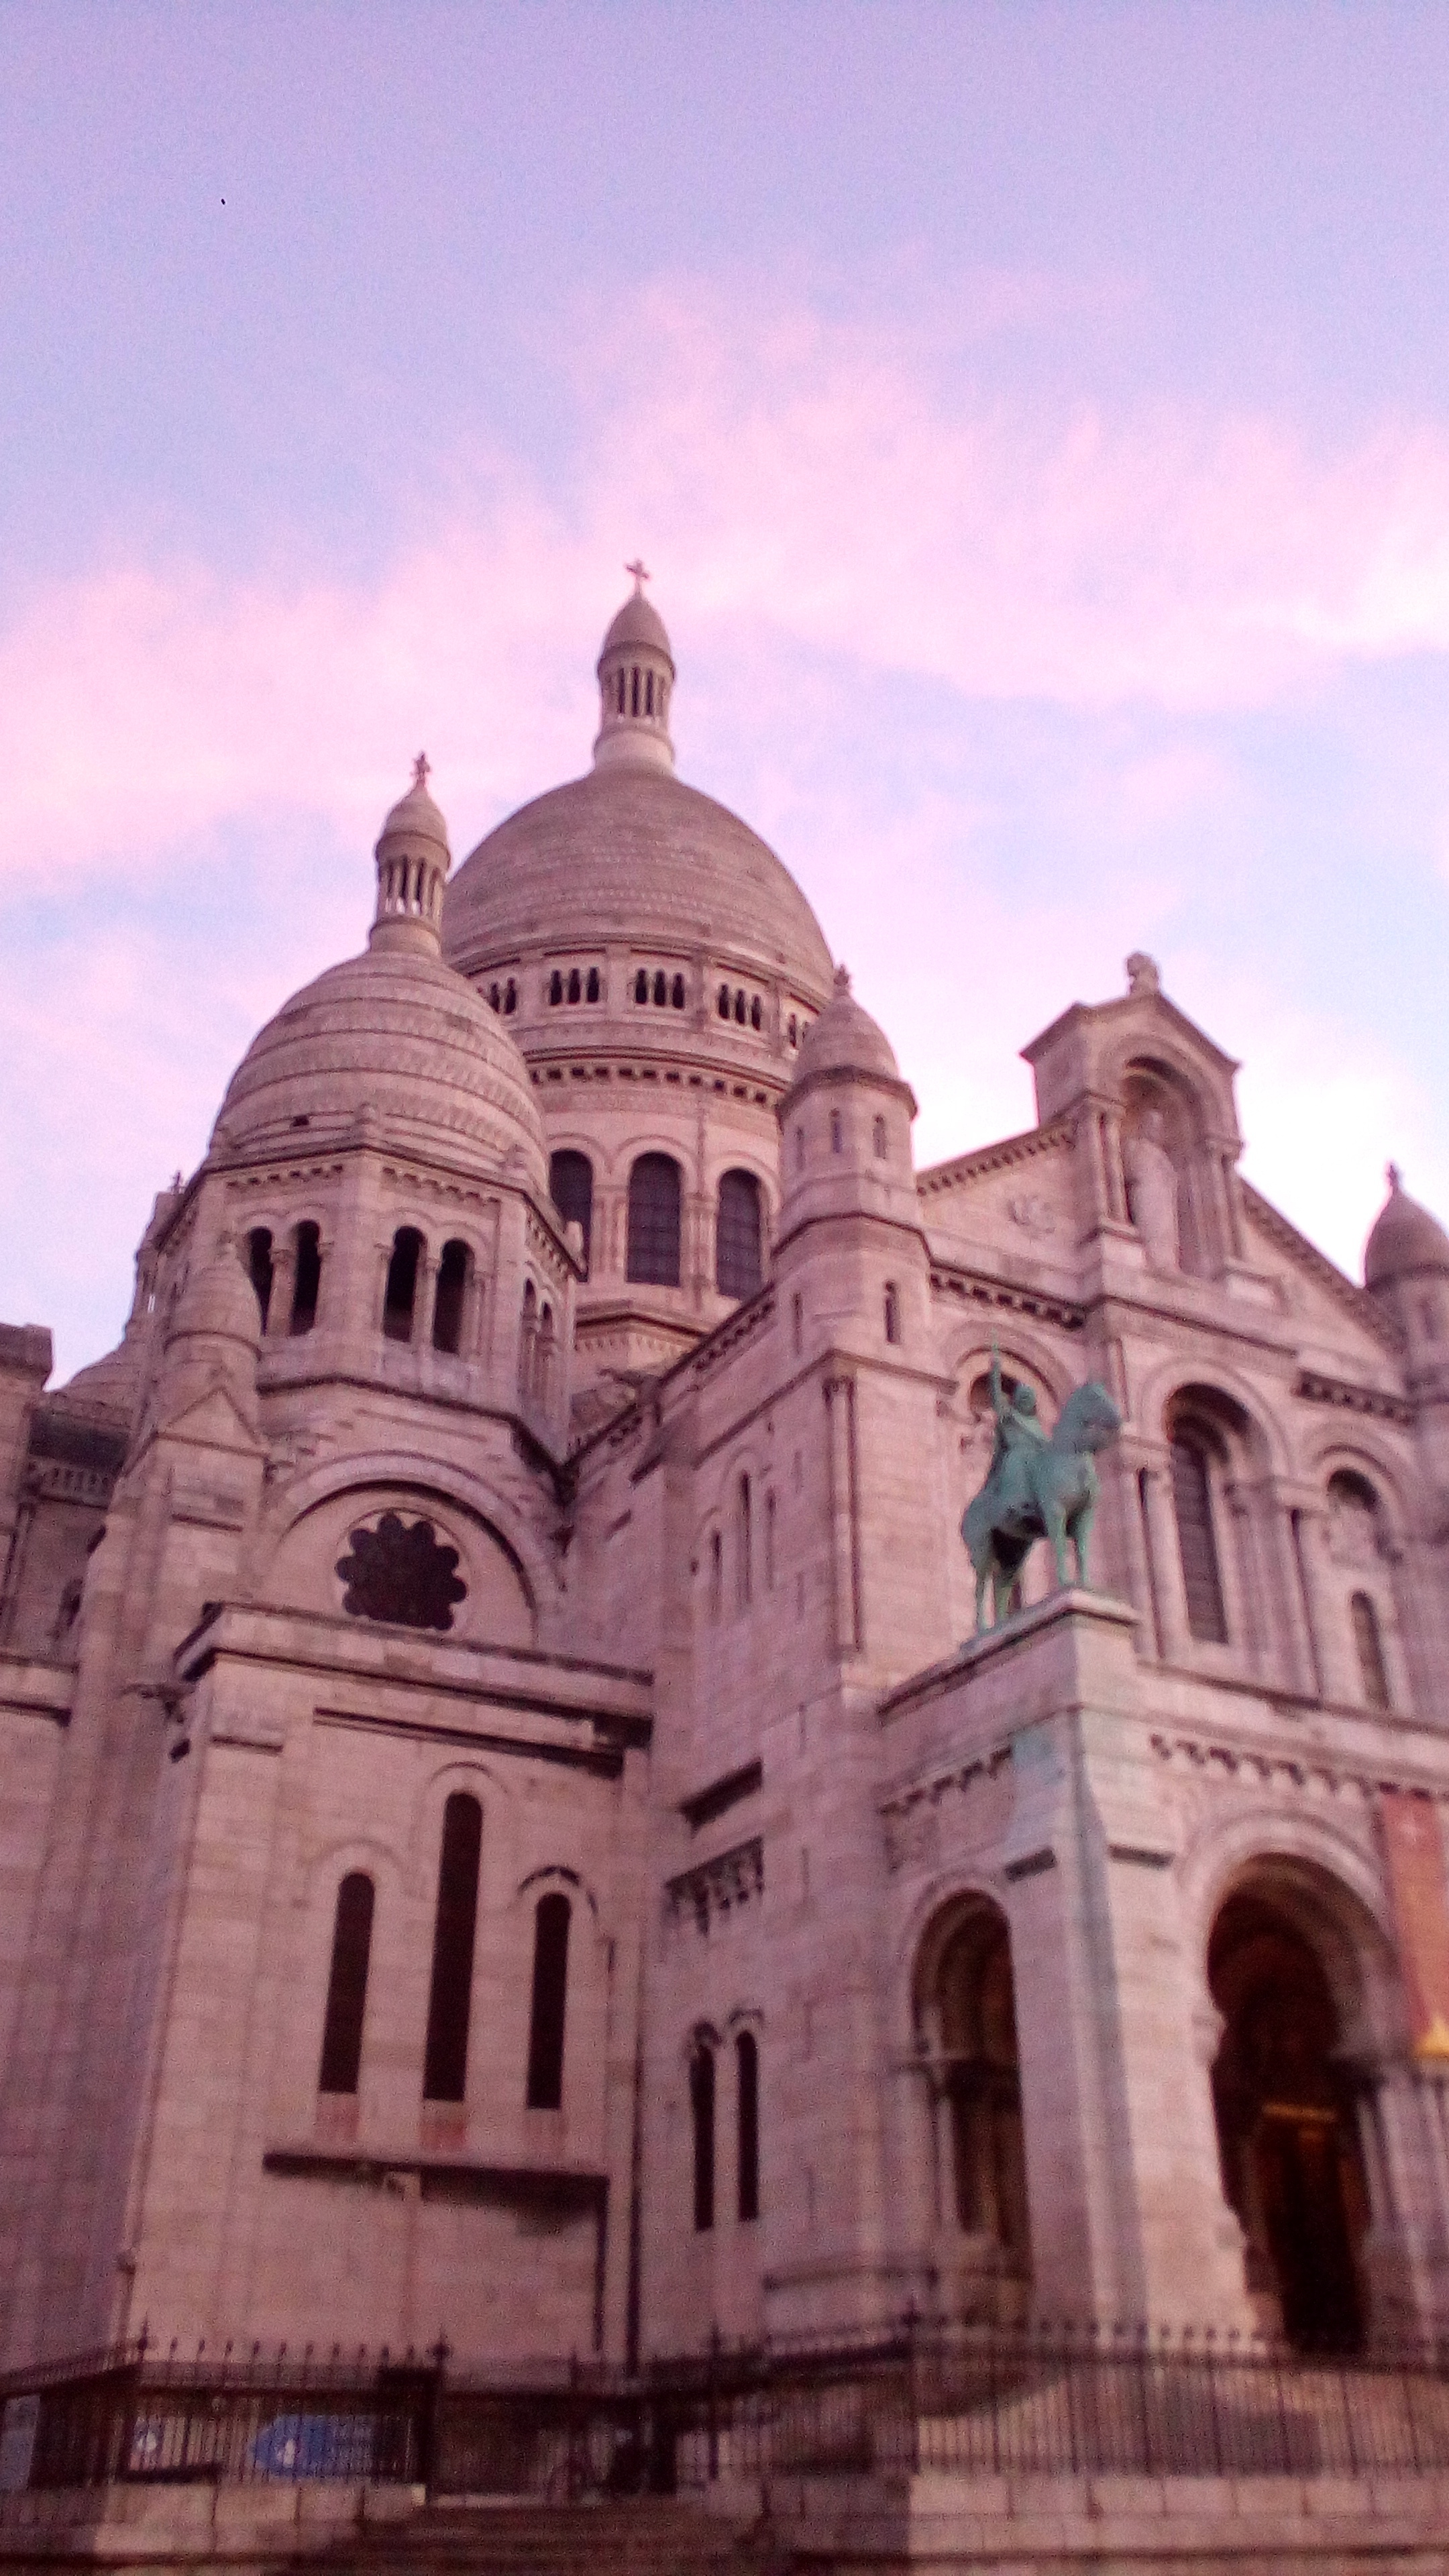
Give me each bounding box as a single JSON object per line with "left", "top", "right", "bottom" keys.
{"left": 665, "top": 1835, "right": 763, "bottom": 1934}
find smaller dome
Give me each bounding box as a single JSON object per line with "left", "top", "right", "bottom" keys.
{"left": 1366, "top": 1165, "right": 1449, "bottom": 1291}
{"left": 168, "top": 1236, "right": 261, "bottom": 1353}
{"left": 600, "top": 587, "right": 674, "bottom": 667}
{"left": 789, "top": 964, "right": 902, "bottom": 1089}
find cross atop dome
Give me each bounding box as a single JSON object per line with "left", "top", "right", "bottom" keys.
{"left": 625, "top": 558, "right": 651, "bottom": 592}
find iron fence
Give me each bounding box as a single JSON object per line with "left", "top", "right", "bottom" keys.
{"left": 3, "top": 2322, "right": 1449, "bottom": 2502}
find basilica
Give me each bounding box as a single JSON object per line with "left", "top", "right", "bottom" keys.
{"left": 3, "top": 576, "right": 1449, "bottom": 2379}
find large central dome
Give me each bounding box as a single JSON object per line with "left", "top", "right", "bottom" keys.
{"left": 436, "top": 578, "right": 837, "bottom": 1406}
{"left": 443, "top": 762, "right": 833, "bottom": 989}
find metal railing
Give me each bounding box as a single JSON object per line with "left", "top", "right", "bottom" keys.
{"left": 3, "top": 2321, "right": 1449, "bottom": 2501}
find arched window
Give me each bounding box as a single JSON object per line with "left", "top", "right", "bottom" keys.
{"left": 535, "top": 1301, "right": 556, "bottom": 1403}
{"left": 737, "top": 2031, "right": 760, "bottom": 2222}
{"left": 567, "top": 967, "right": 581, "bottom": 1004}
{"left": 290, "top": 1222, "right": 322, "bottom": 1335}
{"left": 489, "top": 981, "right": 501, "bottom": 1012}
{"left": 734, "top": 989, "right": 747, "bottom": 1024}
{"left": 382, "top": 1228, "right": 422, "bottom": 1342}
{"left": 788, "top": 1014, "right": 798, "bottom": 1047}
{"left": 671, "top": 973, "right": 685, "bottom": 1009}
{"left": 586, "top": 967, "right": 601, "bottom": 1004}
{"left": 690, "top": 2039, "right": 716, "bottom": 2232}
{"left": 518, "top": 1280, "right": 537, "bottom": 1398}
{"left": 717, "top": 983, "right": 730, "bottom": 1019}
{"left": 716, "top": 1169, "right": 763, "bottom": 1299}
{"left": 1350, "top": 1593, "right": 1390, "bottom": 1708}
{"left": 750, "top": 995, "right": 763, "bottom": 1030}
{"left": 873, "top": 1115, "right": 888, "bottom": 1159}
{"left": 708, "top": 1529, "right": 722, "bottom": 1623}
{"left": 549, "top": 969, "right": 563, "bottom": 1006}
{"left": 635, "top": 968, "right": 649, "bottom": 1005}
{"left": 423, "top": 1793, "right": 482, "bottom": 2102}
{"left": 432, "top": 1239, "right": 469, "bottom": 1354}
{"left": 916, "top": 1902, "right": 1028, "bottom": 2270}
{"left": 627, "top": 1155, "right": 682, "bottom": 1286}
{"left": 883, "top": 1283, "right": 900, "bottom": 1345}
{"left": 653, "top": 969, "right": 667, "bottom": 1007}
{"left": 1170, "top": 1429, "right": 1228, "bottom": 1643}
{"left": 247, "top": 1228, "right": 274, "bottom": 1333}
{"left": 504, "top": 978, "right": 517, "bottom": 1015}
{"left": 737, "top": 1474, "right": 752, "bottom": 1608}
{"left": 549, "top": 1150, "right": 593, "bottom": 1277}
{"left": 765, "top": 1491, "right": 777, "bottom": 1591}
{"left": 318, "top": 1872, "right": 374, "bottom": 2096}
{"left": 525, "top": 1892, "right": 572, "bottom": 2110}
{"left": 830, "top": 1110, "right": 843, "bottom": 1155}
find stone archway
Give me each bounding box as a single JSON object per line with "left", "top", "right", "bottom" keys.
{"left": 1208, "top": 1890, "right": 1370, "bottom": 2349}
{"left": 914, "top": 1898, "right": 1030, "bottom": 2317}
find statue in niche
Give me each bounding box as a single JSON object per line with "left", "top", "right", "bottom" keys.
{"left": 336, "top": 1512, "right": 468, "bottom": 1631}
{"left": 1122, "top": 1106, "right": 1181, "bottom": 1272}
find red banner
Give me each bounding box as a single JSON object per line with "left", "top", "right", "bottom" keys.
{"left": 1381, "top": 1791, "right": 1449, "bottom": 2062}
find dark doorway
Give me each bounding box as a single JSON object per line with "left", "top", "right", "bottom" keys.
{"left": 1209, "top": 1892, "right": 1368, "bottom": 2351}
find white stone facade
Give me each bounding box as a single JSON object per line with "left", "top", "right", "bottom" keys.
{"left": 3, "top": 588, "right": 1449, "bottom": 2376}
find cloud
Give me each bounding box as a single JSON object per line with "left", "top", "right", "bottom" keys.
{"left": 3, "top": 263, "right": 1448, "bottom": 1372}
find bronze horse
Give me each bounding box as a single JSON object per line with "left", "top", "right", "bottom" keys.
{"left": 961, "top": 1379, "right": 1122, "bottom": 1633}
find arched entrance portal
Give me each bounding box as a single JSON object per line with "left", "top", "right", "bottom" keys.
{"left": 1209, "top": 1893, "right": 1368, "bottom": 2350}
{"left": 914, "top": 1899, "right": 1030, "bottom": 2317}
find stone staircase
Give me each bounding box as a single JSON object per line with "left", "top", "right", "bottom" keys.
{"left": 285, "top": 2499, "right": 775, "bottom": 2576}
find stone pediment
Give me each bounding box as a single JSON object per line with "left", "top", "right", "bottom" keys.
{"left": 1241, "top": 1184, "right": 1403, "bottom": 1363}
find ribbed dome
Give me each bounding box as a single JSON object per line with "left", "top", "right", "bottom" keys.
{"left": 443, "top": 764, "right": 835, "bottom": 995}
{"left": 215, "top": 944, "right": 547, "bottom": 1183}
{"left": 787, "top": 965, "right": 902, "bottom": 1089}
{"left": 1365, "top": 1165, "right": 1449, "bottom": 1291}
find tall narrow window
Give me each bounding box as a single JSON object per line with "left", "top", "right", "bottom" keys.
{"left": 549, "top": 1149, "right": 594, "bottom": 1277}
{"left": 738, "top": 1475, "right": 752, "bottom": 1607}
{"left": 883, "top": 1283, "right": 900, "bottom": 1345}
{"left": 525, "top": 1892, "right": 572, "bottom": 2110}
{"left": 382, "top": 1228, "right": 423, "bottom": 1342}
{"left": 671, "top": 974, "right": 685, "bottom": 1009}
{"left": 716, "top": 1169, "right": 763, "bottom": 1298}
{"left": 567, "top": 967, "right": 581, "bottom": 1004}
{"left": 736, "top": 2031, "right": 760, "bottom": 2222}
{"left": 690, "top": 2039, "right": 716, "bottom": 2232}
{"left": 318, "top": 1872, "right": 374, "bottom": 2096}
{"left": 653, "top": 969, "right": 667, "bottom": 1007}
{"left": 765, "top": 1491, "right": 777, "bottom": 1591}
{"left": 873, "top": 1115, "right": 888, "bottom": 1159}
{"left": 1350, "top": 1593, "right": 1390, "bottom": 1709}
{"left": 518, "top": 1280, "right": 537, "bottom": 1399}
{"left": 586, "top": 967, "right": 601, "bottom": 1003}
{"left": 708, "top": 1530, "right": 722, "bottom": 1623}
{"left": 290, "top": 1222, "right": 322, "bottom": 1334}
{"left": 423, "top": 1793, "right": 482, "bottom": 2102}
{"left": 830, "top": 1110, "right": 843, "bottom": 1155}
{"left": 1171, "top": 1431, "right": 1228, "bottom": 1643}
{"left": 247, "top": 1228, "right": 274, "bottom": 1333}
{"left": 432, "top": 1240, "right": 469, "bottom": 1354}
{"left": 627, "top": 1155, "right": 682, "bottom": 1286}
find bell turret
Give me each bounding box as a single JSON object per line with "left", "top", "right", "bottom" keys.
{"left": 592, "top": 564, "right": 676, "bottom": 774}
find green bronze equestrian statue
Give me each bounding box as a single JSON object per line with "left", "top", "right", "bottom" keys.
{"left": 961, "top": 1342, "right": 1122, "bottom": 1633}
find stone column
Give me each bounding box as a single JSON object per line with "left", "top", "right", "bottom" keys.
{"left": 1100, "top": 1108, "right": 1128, "bottom": 1224}
{"left": 1294, "top": 1503, "right": 1356, "bottom": 1704}
{"left": 1140, "top": 1461, "right": 1192, "bottom": 1661}
{"left": 1252, "top": 1481, "right": 1318, "bottom": 1695}
{"left": 265, "top": 1243, "right": 295, "bottom": 1340}
{"left": 1224, "top": 1482, "right": 1270, "bottom": 1675}
{"left": 415, "top": 1248, "right": 439, "bottom": 1350}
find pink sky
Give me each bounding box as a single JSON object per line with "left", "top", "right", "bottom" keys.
{"left": 3, "top": 6, "right": 1448, "bottom": 1376}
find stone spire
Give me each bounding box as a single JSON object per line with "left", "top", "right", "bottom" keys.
{"left": 370, "top": 754, "right": 451, "bottom": 953}
{"left": 592, "top": 564, "right": 676, "bottom": 774}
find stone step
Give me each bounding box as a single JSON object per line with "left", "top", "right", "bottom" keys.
{"left": 288, "top": 2500, "right": 761, "bottom": 2576}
